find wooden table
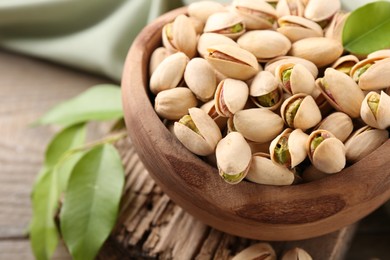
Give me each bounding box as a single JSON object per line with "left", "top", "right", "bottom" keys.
{"left": 0, "top": 50, "right": 388, "bottom": 260}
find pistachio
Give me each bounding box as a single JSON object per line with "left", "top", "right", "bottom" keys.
{"left": 204, "top": 12, "right": 246, "bottom": 39}
{"left": 174, "top": 107, "right": 222, "bottom": 156}
{"left": 316, "top": 112, "right": 353, "bottom": 142}
{"left": 276, "top": 0, "right": 305, "bottom": 17}
{"left": 155, "top": 88, "right": 198, "bottom": 120}
{"left": 281, "top": 94, "right": 322, "bottom": 131}
{"left": 232, "top": 0, "right": 278, "bottom": 30}
{"left": 351, "top": 57, "right": 390, "bottom": 91}
{"left": 331, "top": 54, "right": 359, "bottom": 75}
{"left": 214, "top": 78, "right": 249, "bottom": 117}
{"left": 360, "top": 91, "right": 390, "bottom": 130}
{"left": 216, "top": 132, "right": 252, "bottom": 184}
{"left": 200, "top": 100, "right": 228, "bottom": 130}
{"left": 150, "top": 52, "right": 189, "bottom": 95}
{"left": 276, "top": 63, "right": 315, "bottom": 95}
{"left": 149, "top": 47, "right": 170, "bottom": 76}
{"left": 265, "top": 55, "right": 318, "bottom": 78}
{"left": 304, "top": 0, "right": 340, "bottom": 27}
{"left": 232, "top": 242, "right": 276, "bottom": 260}
{"left": 277, "top": 15, "right": 323, "bottom": 42}
{"left": 197, "top": 33, "right": 239, "bottom": 58}
{"left": 345, "top": 126, "right": 389, "bottom": 163}
{"left": 324, "top": 11, "right": 349, "bottom": 42}
{"left": 188, "top": 1, "right": 226, "bottom": 23}
{"left": 206, "top": 44, "right": 260, "bottom": 80}
{"left": 282, "top": 247, "right": 312, "bottom": 260}
{"left": 306, "top": 129, "right": 346, "bottom": 174}
{"left": 249, "top": 71, "right": 283, "bottom": 110}
{"left": 184, "top": 58, "right": 217, "bottom": 102}
{"left": 237, "top": 30, "right": 291, "bottom": 62}
{"left": 367, "top": 49, "right": 390, "bottom": 60}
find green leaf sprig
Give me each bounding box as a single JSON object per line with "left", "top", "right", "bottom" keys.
{"left": 30, "top": 85, "right": 126, "bottom": 260}
{"left": 343, "top": 1, "right": 390, "bottom": 55}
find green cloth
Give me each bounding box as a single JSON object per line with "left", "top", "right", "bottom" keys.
{"left": 0, "top": 0, "right": 374, "bottom": 81}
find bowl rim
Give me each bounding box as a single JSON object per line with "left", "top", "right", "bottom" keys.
{"left": 121, "top": 6, "right": 390, "bottom": 241}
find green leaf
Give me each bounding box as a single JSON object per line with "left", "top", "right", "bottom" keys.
{"left": 60, "top": 144, "right": 124, "bottom": 260}
{"left": 35, "top": 84, "right": 123, "bottom": 126}
{"left": 343, "top": 1, "right": 390, "bottom": 55}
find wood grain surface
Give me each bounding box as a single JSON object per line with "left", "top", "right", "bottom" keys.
{"left": 122, "top": 7, "right": 390, "bottom": 241}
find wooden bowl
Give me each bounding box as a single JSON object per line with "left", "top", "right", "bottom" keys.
{"left": 122, "top": 7, "right": 390, "bottom": 241}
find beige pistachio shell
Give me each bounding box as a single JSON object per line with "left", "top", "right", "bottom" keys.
{"left": 360, "top": 91, "right": 390, "bottom": 130}
{"left": 214, "top": 79, "right": 249, "bottom": 117}
{"left": 206, "top": 44, "right": 260, "bottom": 80}
{"left": 345, "top": 126, "right": 389, "bottom": 163}
{"left": 150, "top": 52, "right": 189, "bottom": 95}
{"left": 307, "top": 130, "right": 346, "bottom": 174}
{"left": 281, "top": 94, "right": 322, "bottom": 131}
{"left": 162, "top": 15, "right": 197, "bottom": 58}
{"left": 232, "top": 242, "right": 276, "bottom": 260}
{"left": 276, "top": 0, "right": 305, "bottom": 17}
{"left": 265, "top": 56, "right": 318, "bottom": 78}
{"left": 232, "top": 0, "right": 277, "bottom": 30}
{"left": 302, "top": 165, "right": 328, "bottom": 182}
{"left": 325, "top": 11, "right": 349, "bottom": 42}
{"left": 276, "top": 63, "right": 315, "bottom": 95}
{"left": 269, "top": 128, "right": 308, "bottom": 168}
{"left": 200, "top": 100, "right": 228, "bottom": 130}
{"left": 237, "top": 30, "right": 291, "bottom": 62}
{"left": 277, "top": 15, "right": 323, "bottom": 42}
{"left": 149, "top": 47, "right": 170, "bottom": 76}
{"left": 350, "top": 56, "right": 383, "bottom": 82}
{"left": 317, "top": 68, "right": 365, "bottom": 118}
{"left": 188, "top": 1, "right": 226, "bottom": 22}
{"left": 184, "top": 58, "right": 217, "bottom": 102}
{"left": 331, "top": 54, "right": 359, "bottom": 75}
{"left": 282, "top": 247, "right": 312, "bottom": 260}
{"left": 216, "top": 132, "right": 252, "bottom": 184}
{"left": 304, "top": 0, "right": 340, "bottom": 23}
{"left": 197, "top": 33, "right": 239, "bottom": 58}
{"left": 367, "top": 49, "right": 390, "bottom": 60}
{"left": 290, "top": 37, "right": 343, "bottom": 67}
{"left": 155, "top": 88, "right": 197, "bottom": 120}
{"left": 249, "top": 71, "right": 283, "bottom": 110}
{"left": 189, "top": 17, "right": 205, "bottom": 34}
{"left": 356, "top": 58, "right": 390, "bottom": 90}
{"left": 174, "top": 107, "right": 222, "bottom": 156}
{"left": 316, "top": 112, "right": 353, "bottom": 142}
{"left": 246, "top": 153, "right": 294, "bottom": 186}
{"left": 233, "top": 108, "right": 284, "bottom": 143}
{"left": 203, "top": 12, "right": 245, "bottom": 39}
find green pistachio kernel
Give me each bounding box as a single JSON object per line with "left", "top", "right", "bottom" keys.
{"left": 336, "top": 61, "right": 356, "bottom": 74}
{"left": 179, "top": 115, "right": 201, "bottom": 135}
{"left": 220, "top": 170, "right": 245, "bottom": 184}
{"left": 285, "top": 98, "right": 302, "bottom": 127}
{"left": 230, "top": 23, "right": 244, "bottom": 33}
{"left": 310, "top": 136, "right": 324, "bottom": 153}
{"left": 274, "top": 136, "right": 291, "bottom": 167}
{"left": 354, "top": 63, "right": 372, "bottom": 81}
{"left": 367, "top": 93, "right": 380, "bottom": 117}
{"left": 282, "top": 68, "right": 293, "bottom": 92}
{"left": 256, "top": 89, "right": 280, "bottom": 107}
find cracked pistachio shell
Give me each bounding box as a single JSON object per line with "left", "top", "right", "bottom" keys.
{"left": 331, "top": 54, "right": 359, "bottom": 75}
{"left": 174, "top": 107, "right": 222, "bottom": 156}
{"left": 360, "top": 91, "right": 390, "bottom": 130}
{"left": 184, "top": 58, "right": 217, "bottom": 102}
{"left": 352, "top": 57, "right": 390, "bottom": 91}
{"left": 276, "top": 0, "right": 305, "bottom": 17}
{"left": 232, "top": 0, "right": 277, "bottom": 30}
{"left": 150, "top": 52, "right": 189, "bottom": 95}
{"left": 306, "top": 130, "right": 346, "bottom": 174}
{"left": 197, "top": 33, "right": 238, "bottom": 58}
{"left": 203, "top": 12, "right": 245, "bottom": 40}
{"left": 215, "top": 79, "right": 249, "bottom": 117}
{"left": 265, "top": 56, "right": 318, "bottom": 78}
{"left": 345, "top": 126, "right": 389, "bottom": 163}
{"left": 237, "top": 30, "right": 291, "bottom": 62}
{"left": 149, "top": 47, "right": 170, "bottom": 76}
{"left": 304, "top": 0, "right": 340, "bottom": 23}
{"left": 316, "top": 112, "right": 353, "bottom": 142}
{"left": 324, "top": 11, "right": 349, "bottom": 42}
{"left": 200, "top": 100, "right": 228, "bottom": 130}
{"left": 246, "top": 152, "right": 295, "bottom": 185}
{"left": 317, "top": 68, "right": 365, "bottom": 118}
{"left": 206, "top": 44, "right": 260, "bottom": 80}
{"left": 216, "top": 132, "right": 252, "bottom": 184}
{"left": 277, "top": 15, "right": 323, "bottom": 42}
{"left": 270, "top": 128, "right": 308, "bottom": 168}
{"left": 154, "top": 88, "right": 197, "bottom": 120}
{"left": 233, "top": 108, "right": 284, "bottom": 143}
{"left": 249, "top": 71, "right": 283, "bottom": 110}
{"left": 276, "top": 63, "right": 315, "bottom": 95}
{"left": 233, "top": 242, "right": 276, "bottom": 260}
{"left": 162, "top": 15, "right": 197, "bottom": 58}
{"left": 289, "top": 37, "right": 343, "bottom": 67}
{"left": 368, "top": 49, "right": 390, "bottom": 60}
{"left": 282, "top": 247, "right": 312, "bottom": 260}
{"left": 281, "top": 94, "right": 322, "bottom": 131}
{"left": 188, "top": 1, "right": 226, "bottom": 23}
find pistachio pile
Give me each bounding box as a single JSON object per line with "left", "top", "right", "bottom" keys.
{"left": 149, "top": 0, "right": 390, "bottom": 185}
